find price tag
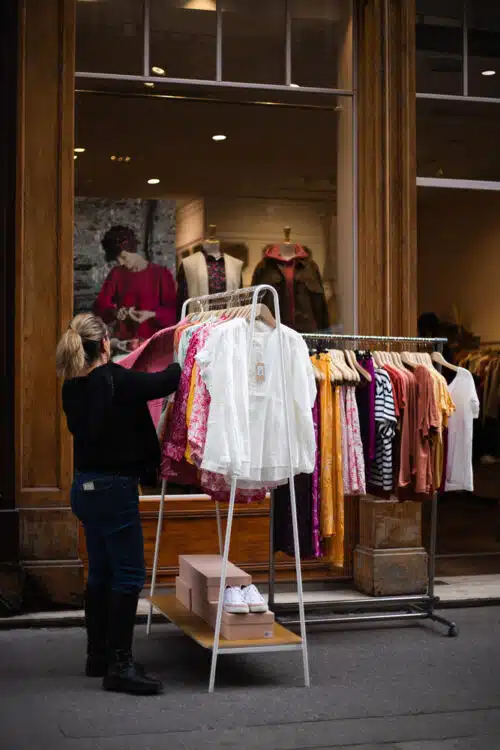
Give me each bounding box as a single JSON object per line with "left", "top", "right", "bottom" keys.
{"left": 256, "top": 362, "right": 265, "bottom": 384}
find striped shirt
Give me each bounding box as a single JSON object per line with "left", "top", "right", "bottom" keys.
{"left": 370, "top": 369, "right": 397, "bottom": 491}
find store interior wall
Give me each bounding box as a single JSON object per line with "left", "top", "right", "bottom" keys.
{"left": 203, "top": 195, "right": 333, "bottom": 287}
{"left": 418, "top": 188, "right": 500, "bottom": 341}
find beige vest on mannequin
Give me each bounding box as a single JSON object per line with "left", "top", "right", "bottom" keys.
{"left": 181, "top": 251, "right": 243, "bottom": 301}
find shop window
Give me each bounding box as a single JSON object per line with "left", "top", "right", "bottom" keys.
{"left": 76, "top": 0, "right": 144, "bottom": 76}
{"left": 416, "top": 0, "right": 464, "bottom": 96}
{"left": 417, "top": 98, "right": 500, "bottom": 182}
{"left": 150, "top": 0, "right": 217, "bottom": 81}
{"left": 220, "top": 0, "right": 287, "bottom": 85}
{"left": 468, "top": 1, "right": 500, "bottom": 99}
{"left": 290, "top": 0, "right": 352, "bottom": 90}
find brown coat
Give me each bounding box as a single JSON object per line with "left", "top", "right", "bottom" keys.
{"left": 251, "top": 248, "right": 329, "bottom": 333}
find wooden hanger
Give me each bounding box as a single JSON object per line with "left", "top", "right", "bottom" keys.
{"left": 346, "top": 349, "right": 372, "bottom": 382}
{"left": 401, "top": 351, "right": 417, "bottom": 368}
{"left": 327, "top": 352, "right": 344, "bottom": 383}
{"left": 393, "top": 351, "right": 407, "bottom": 371}
{"left": 233, "top": 303, "right": 277, "bottom": 329}
{"left": 331, "top": 349, "right": 356, "bottom": 382}
{"left": 432, "top": 350, "right": 460, "bottom": 372}
{"left": 310, "top": 357, "right": 326, "bottom": 382}
{"left": 341, "top": 350, "right": 361, "bottom": 383}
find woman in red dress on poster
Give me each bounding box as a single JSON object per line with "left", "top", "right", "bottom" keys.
{"left": 94, "top": 225, "right": 176, "bottom": 344}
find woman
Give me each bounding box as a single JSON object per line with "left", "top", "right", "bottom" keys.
{"left": 94, "top": 225, "right": 176, "bottom": 343}
{"left": 56, "top": 313, "right": 180, "bottom": 695}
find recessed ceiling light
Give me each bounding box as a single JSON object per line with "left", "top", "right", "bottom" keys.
{"left": 74, "top": 147, "right": 86, "bottom": 153}
{"left": 151, "top": 66, "right": 165, "bottom": 76}
{"left": 110, "top": 155, "right": 116, "bottom": 161}
{"left": 147, "top": 178, "right": 160, "bottom": 185}
{"left": 74, "top": 154, "right": 78, "bottom": 160}
{"left": 144, "top": 81, "right": 155, "bottom": 88}
{"left": 482, "top": 69, "right": 496, "bottom": 76}
{"left": 212, "top": 134, "right": 227, "bottom": 141}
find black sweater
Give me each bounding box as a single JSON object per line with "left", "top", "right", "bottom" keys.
{"left": 62, "top": 362, "right": 181, "bottom": 478}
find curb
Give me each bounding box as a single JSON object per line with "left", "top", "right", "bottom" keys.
{"left": 1, "top": 597, "right": 499, "bottom": 630}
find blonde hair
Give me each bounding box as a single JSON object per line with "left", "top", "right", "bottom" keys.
{"left": 56, "top": 313, "right": 107, "bottom": 380}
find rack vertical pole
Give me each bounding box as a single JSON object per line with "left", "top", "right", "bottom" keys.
{"left": 428, "top": 338, "right": 443, "bottom": 606}
{"left": 268, "top": 491, "right": 276, "bottom": 611}
{"left": 272, "top": 287, "right": 310, "bottom": 688}
{"left": 147, "top": 478, "right": 167, "bottom": 635}
{"left": 215, "top": 502, "right": 223, "bottom": 555}
{"left": 208, "top": 476, "right": 238, "bottom": 694}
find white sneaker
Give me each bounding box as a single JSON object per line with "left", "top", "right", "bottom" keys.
{"left": 241, "top": 584, "right": 268, "bottom": 614}
{"left": 223, "top": 586, "right": 249, "bottom": 614}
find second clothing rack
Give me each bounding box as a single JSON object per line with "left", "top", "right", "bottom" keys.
{"left": 267, "top": 332, "right": 459, "bottom": 639}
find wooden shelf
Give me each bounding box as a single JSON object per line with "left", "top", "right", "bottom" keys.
{"left": 151, "top": 594, "right": 302, "bottom": 651}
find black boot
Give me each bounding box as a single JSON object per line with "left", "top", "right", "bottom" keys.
{"left": 103, "top": 591, "right": 162, "bottom": 696}
{"left": 84, "top": 586, "right": 109, "bottom": 677}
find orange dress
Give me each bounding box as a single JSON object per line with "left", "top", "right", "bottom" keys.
{"left": 316, "top": 354, "right": 345, "bottom": 562}
{"left": 317, "top": 354, "right": 335, "bottom": 539}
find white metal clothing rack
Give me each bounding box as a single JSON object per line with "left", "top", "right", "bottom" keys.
{"left": 147, "top": 285, "right": 310, "bottom": 693}
{"left": 267, "top": 332, "right": 459, "bottom": 639}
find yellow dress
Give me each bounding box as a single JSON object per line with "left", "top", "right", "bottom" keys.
{"left": 184, "top": 362, "right": 199, "bottom": 465}
{"left": 317, "top": 354, "right": 335, "bottom": 539}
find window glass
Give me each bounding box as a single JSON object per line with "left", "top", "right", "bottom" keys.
{"left": 417, "top": 98, "right": 500, "bottom": 181}
{"left": 468, "top": 1, "right": 500, "bottom": 98}
{"left": 76, "top": 0, "right": 144, "bottom": 76}
{"left": 150, "top": 0, "right": 217, "bottom": 81}
{"left": 221, "top": 0, "right": 287, "bottom": 85}
{"left": 416, "top": 0, "right": 463, "bottom": 95}
{"left": 291, "top": 0, "right": 353, "bottom": 90}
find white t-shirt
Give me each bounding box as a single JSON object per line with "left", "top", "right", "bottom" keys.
{"left": 445, "top": 368, "right": 480, "bottom": 493}
{"left": 196, "top": 318, "right": 317, "bottom": 486}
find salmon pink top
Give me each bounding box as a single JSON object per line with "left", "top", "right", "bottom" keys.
{"left": 94, "top": 263, "right": 176, "bottom": 341}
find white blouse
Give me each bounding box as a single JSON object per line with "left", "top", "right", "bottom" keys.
{"left": 196, "top": 318, "right": 317, "bottom": 487}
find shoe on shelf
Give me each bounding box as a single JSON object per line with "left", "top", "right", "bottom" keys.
{"left": 241, "top": 584, "right": 268, "bottom": 614}
{"left": 223, "top": 586, "right": 249, "bottom": 614}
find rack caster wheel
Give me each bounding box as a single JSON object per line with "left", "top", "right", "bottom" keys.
{"left": 448, "top": 624, "right": 459, "bottom": 638}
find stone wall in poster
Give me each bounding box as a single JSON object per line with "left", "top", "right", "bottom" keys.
{"left": 74, "top": 197, "right": 176, "bottom": 314}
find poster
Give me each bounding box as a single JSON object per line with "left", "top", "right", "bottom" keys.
{"left": 74, "top": 197, "right": 177, "bottom": 354}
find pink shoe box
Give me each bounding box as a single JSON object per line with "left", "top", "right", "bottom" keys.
{"left": 175, "top": 577, "right": 192, "bottom": 611}
{"left": 179, "top": 555, "right": 251, "bottom": 603}
{"left": 204, "top": 601, "right": 275, "bottom": 641}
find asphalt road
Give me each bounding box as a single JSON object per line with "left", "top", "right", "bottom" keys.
{"left": 0, "top": 606, "right": 499, "bottom": 749}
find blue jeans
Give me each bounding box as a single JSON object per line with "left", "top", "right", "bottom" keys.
{"left": 71, "top": 472, "right": 146, "bottom": 594}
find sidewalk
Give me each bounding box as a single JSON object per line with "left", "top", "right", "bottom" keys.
{"left": 2, "top": 574, "right": 500, "bottom": 629}
{"left": 0, "top": 606, "right": 499, "bottom": 749}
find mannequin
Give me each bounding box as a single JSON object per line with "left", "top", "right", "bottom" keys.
{"left": 251, "top": 226, "right": 329, "bottom": 333}
{"left": 202, "top": 224, "right": 222, "bottom": 260}
{"left": 279, "top": 225, "right": 296, "bottom": 260}
{"left": 176, "top": 224, "right": 243, "bottom": 319}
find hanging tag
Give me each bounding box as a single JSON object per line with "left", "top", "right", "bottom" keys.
{"left": 256, "top": 362, "right": 265, "bottom": 384}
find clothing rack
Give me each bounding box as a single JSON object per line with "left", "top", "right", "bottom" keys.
{"left": 267, "top": 332, "right": 459, "bottom": 639}
{"left": 147, "top": 285, "right": 310, "bottom": 693}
